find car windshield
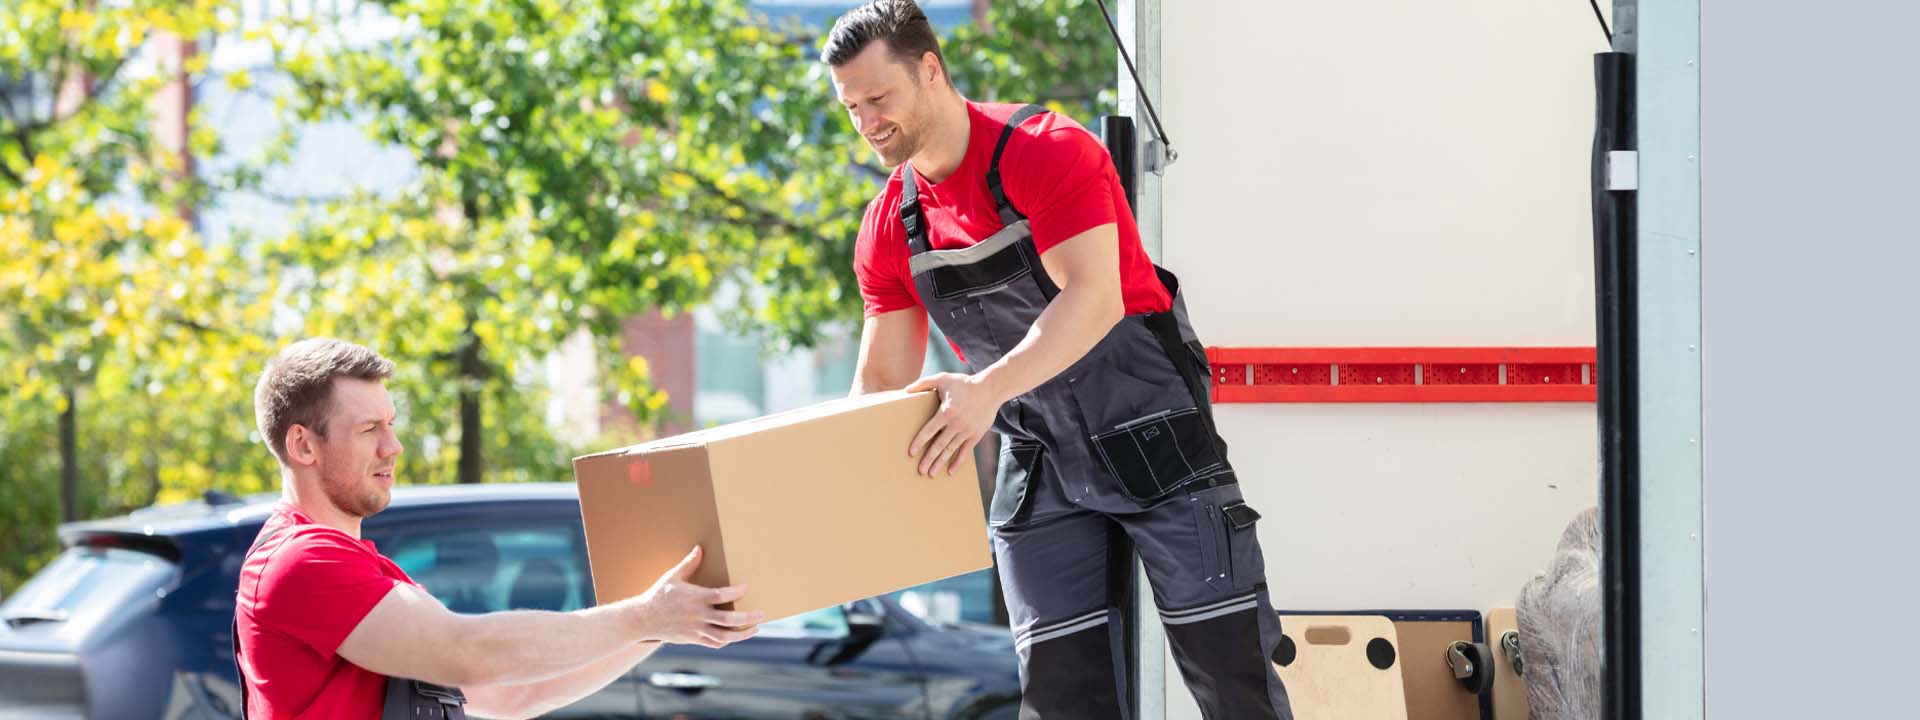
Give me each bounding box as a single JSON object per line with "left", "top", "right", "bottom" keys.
{"left": 1, "top": 547, "right": 176, "bottom": 627}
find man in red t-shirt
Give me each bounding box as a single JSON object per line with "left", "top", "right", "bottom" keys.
{"left": 236, "top": 338, "right": 761, "bottom": 718}
{"left": 822, "top": 3, "right": 1292, "bottom": 718}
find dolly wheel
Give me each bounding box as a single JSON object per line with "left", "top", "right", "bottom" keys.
{"left": 1445, "top": 641, "right": 1496, "bottom": 695}
{"left": 1500, "top": 630, "right": 1525, "bottom": 677}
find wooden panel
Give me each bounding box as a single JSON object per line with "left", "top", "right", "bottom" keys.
{"left": 1487, "top": 608, "right": 1528, "bottom": 720}
{"left": 1392, "top": 619, "right": 1482, "bottom": 720}
{"left": 1275, "top": 615, "right": 1410, "bottom": 720}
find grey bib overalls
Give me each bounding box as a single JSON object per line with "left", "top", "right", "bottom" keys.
{"left": 899, "top": 105, "right": 1293, "bottom": 719}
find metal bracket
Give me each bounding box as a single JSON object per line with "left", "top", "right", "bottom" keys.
{"left": 1607, "top": 150, "right": 1639, "bottom": 191}
{"left": 1146, "top": 139, "right": 1178, "bottom": 175}
{"left": 1501, "top": 629, "right": 1525, "bottom": 676}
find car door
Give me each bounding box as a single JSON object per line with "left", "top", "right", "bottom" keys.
{"left": 636, "top": 599, "right": 928, "bottom": 719}
{"left": 364, "top": 505, "right": 643, "bottom": 718}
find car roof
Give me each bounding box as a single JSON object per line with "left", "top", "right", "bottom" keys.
{"left": 58, "top": 482, "right": 581, "bottom": 541}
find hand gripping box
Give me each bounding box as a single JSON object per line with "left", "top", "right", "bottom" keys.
{"left": 573, "top": 390, "right": 992, "bottom": 621}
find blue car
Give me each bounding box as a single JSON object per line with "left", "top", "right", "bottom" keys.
{"left": 0, "top": 483, "right": 1021, "bottom": 719}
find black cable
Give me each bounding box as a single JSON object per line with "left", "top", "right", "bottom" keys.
{"left": 1090, "top": 0, "right": 1173, "bottom": 156}
{"left": 1589, "top": 0, "right": 1614, "bottom": 44}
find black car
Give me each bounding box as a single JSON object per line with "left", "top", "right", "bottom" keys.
{"left": 0, "top": 483, "right": 1021, "bottom": 719}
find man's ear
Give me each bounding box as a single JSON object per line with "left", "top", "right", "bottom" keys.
{"left": 922, "top": 51, "right": 942, "bottom": 86}
{"left": 284, "top": 424, "right": 321, "bottom": 467}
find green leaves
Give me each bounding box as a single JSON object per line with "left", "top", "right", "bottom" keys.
{"left": 0, "top": 0, "right": 262, "bottom": 591}
{"left": 948, "top": 0, "right": 1119, "bottom": 125}
{"left": 271, "top": 0, "right": 875, "bottom": 338}
{"left": 0, "top": 0, "right": 1113, "bottom": 592}
{"left": 1, "top": 150, "right": 271, "bottom": 595}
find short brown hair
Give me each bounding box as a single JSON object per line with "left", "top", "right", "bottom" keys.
{"left": 254, "top": 338, "right": 395, "bottom": 463}
{"left": 820, "top": 0, "right": 947, "bottom": 80}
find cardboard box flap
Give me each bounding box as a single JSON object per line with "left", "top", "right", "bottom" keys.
{"left": 584, "top": 391, "right": 925, "bottom": 460}
{"left": 687, "top": 390, "right": 924, "bottom": 446}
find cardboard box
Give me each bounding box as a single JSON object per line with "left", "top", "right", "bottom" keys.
{"left": 573, "top": 390, "right": 992, "bottom": 621}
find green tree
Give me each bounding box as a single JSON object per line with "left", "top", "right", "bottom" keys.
{"left": 0, "top": 0, "right": 1119, "bottom": 592}
{"left": 260, "top": 0, "right": 888, "bottom": 483}
{"left": 0, "top": 0, "right": 270, "bottom": 591}
{"left": 948, "top": 0, "right": 1120, "bottom": 124}
{"left": 254, "top": 0, "right": 1119, "bottom": 483}
{"left": 254, "top": 187, "right": 594, "bottom": 486}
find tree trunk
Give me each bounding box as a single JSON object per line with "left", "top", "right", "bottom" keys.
{"left": 142, "top": 450, "right": 162, "bottom": 508}
{"left": 59, "top": 383, "right": 79, "bottom": 522}
{"left": 456, "top": 330, "right": 484, "bottom": 484}
{"left": 457, "top": 388, "right": 482, "bottom": 484}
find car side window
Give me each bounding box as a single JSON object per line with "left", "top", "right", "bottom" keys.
{"left": 380, "top": 521, "right": 589, "bottom": 614}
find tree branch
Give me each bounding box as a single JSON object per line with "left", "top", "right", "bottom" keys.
{"left": 0, "top": 77, "right": 27, "bottom": 130}
{"left": 12, "top": 122, "right": 34, "bottom": 168}
{"left": 48, "top": 38, "right": 138, "bottom": 129}
{"left": 247, "top": 187, "right": 353, "bottom": 206}
{"left": 80, "top": 53, "right": 139, "bottom": 116}
{"left": 679, "top": 170, "right": 813, "bottom": 238}
{"left": 678, "top": 169, "right": 841, "bottom": 273}
{"left": 9, "top": 49, "right": 139, "bottom": 171}
{"left": 163, "top": 312, "right": 241, "bottom": 341}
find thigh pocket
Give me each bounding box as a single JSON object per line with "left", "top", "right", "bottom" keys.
{"left": 1090, "top": 408, "right": 1224, "bottom": 504}
{"left": 1218, "top": 501, "right": 1265, "bottom": 591}
{"left": 1197, "top": 498, "right": 1265, "bottom": 592}
{"left": 989, "top": 441, "right": 1043, "bottom": 527}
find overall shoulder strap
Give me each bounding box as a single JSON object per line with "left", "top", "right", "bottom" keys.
{"left": 897, "top": 163, "right": 932, "bottom": 255}
{"left": 985, "top": 104, "right": 1049, "bottom": 225}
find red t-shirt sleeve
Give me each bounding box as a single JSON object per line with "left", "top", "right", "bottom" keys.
{"left": 258, "top": 531, "right": 401, "bottom": 661}
{"left": 854, "top": 190, "right": 920, "bottom": 317}
{"left": 1000, "top": 115, "right": 1119, "bottom": 255}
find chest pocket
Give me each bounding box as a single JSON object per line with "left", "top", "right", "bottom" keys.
{"left": 911, "top": 219, "right": 1036, "bottom": 300}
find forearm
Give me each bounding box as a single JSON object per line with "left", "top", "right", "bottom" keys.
{"left": 519, "top": 642, "right": 660, "bottom": 717}
{"left": 852, "top": 369, "right": 911, "bottom": 396}
{"left": 464, "top": 642, "right": 661, "bottom": 719}
{"left": 850, "top": 311, "right": 930, "bottom": 396}
{"left": 975, "top": 281, "right": 1123, "bottom": 401}
{"left": 852, "top": 349, "right": 923, "bottom": 396}
{"left": 449, "top": 602, "right": 646, "bottom": 687}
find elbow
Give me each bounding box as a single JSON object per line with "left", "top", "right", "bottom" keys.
{"left": 855, "top": 368, "right": 913, "bottom": 394}
{"left": 450, "top": 664, "right": 493, "bottom": 690}
{"left": 440, "top": 628, "right": 507, "bottom": 687}
{"left": 1096, "top": 284, "right": 1125, "bottom": 329}
{"left": 436, "top": 657, "right": 489, "bottom": 689}
{"left": 466, "top": 687, "right": 538, "bottom": 720}
{"left": 1062, "top": 276, "right": 1125, "bottom": 331}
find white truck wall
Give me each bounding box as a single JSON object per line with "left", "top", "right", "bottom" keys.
{"left": 1149, "top": 3, "right": 1611, "bottom": 715}
{"left": 1162, "top": 1, "right": 1608, "bottom": 347}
